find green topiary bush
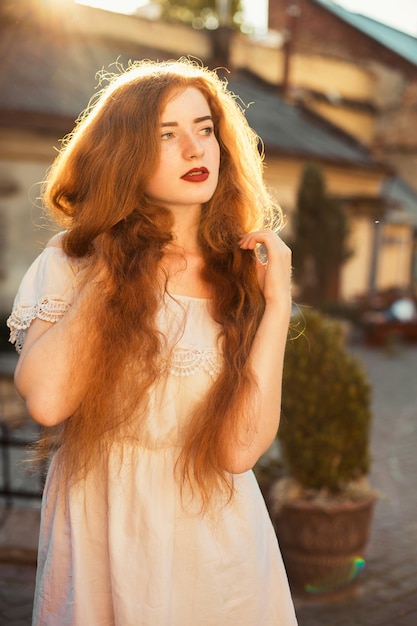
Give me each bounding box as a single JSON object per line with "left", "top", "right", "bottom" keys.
{"left": 279, "top": 308, "right": 372, "bottom": 493}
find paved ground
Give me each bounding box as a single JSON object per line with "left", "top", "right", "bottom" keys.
{"left": 1, "top": 343, "right": 417, "bottom": 625}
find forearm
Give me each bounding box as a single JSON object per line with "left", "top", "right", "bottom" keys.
{"left": 226, "top": 297, "right": 291, "bottom": 474}
{"left": 250, "top": 297, "right": 292, "bottom": 439}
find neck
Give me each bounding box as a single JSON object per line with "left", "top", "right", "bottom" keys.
{"left": 161, "top": 207, "right": 210, "bottom": 298}
{"left": 169, "top": 206, "right": 202, "bottom": 254}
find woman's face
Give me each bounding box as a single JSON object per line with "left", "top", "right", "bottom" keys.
{"left": 145, "top": 87, "right": 220, "bottom": 215}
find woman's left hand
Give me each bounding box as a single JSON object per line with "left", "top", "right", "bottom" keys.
{"left": 239, "top": 229, "right": 292, "bottom": 306}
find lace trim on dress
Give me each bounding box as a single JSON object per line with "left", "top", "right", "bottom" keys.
{"left": 169, "top": 347, "right": 222, "bottom": 381}
{"left": 7, "top": 296, "right": 71, "bottom": 353}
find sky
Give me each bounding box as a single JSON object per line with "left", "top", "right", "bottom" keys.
{"left": 76, "top": 0, "right": 417, "bottom": 37}
{"left": 335, "top": 0, "right": 417, "bottom": 36}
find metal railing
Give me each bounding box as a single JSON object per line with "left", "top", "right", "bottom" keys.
{"left": 0, "top": 352, "right": 45, "bottom": 508}
{"left": 0, "top": 419, "right": 45, "bottom": 508}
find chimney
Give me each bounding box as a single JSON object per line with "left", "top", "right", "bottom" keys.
{"left": 209, "top": 0, "right": 233, "bottom": 68}
{"left": 282, "top": 1, "right": 301, "bottom": 101}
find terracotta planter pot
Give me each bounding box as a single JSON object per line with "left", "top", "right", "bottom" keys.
{"left": 273, "top": 495, "right": 376, "bottom": 598}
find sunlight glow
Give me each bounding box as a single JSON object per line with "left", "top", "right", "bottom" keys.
{"left": 76, "top": 0, "right": 148, "bottom": 15}
{"left": 335, "top": 0, "right": 417, "bottom": 36}
{"left": 76, "top": 0, "right": 268, "bottom": 32}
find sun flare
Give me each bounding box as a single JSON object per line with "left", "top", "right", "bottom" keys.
{"left": 76, "top": 0, "right": 148, "bottom": 15}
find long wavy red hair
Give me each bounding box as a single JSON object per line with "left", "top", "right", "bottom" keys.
{"left": 41, "top": 59, "right": 283, "bottom": 507}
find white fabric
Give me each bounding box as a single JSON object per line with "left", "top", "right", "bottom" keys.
{"left": 8, "top": 247, "right": 297, "bottom": 626}
{"left": 7, "top": 247, "right": 78, "bottom": 352}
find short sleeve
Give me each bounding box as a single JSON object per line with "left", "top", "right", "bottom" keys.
{"left": 6, "top": 246, "right": 80, "bottom": 353}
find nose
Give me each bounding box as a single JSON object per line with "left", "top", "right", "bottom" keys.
{"left": 183, "top": 133, "right": 204, "bottom": 160}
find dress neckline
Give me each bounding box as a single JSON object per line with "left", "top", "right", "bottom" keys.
{"left": 170, "top": 292, "right": 211, "bottom": 303}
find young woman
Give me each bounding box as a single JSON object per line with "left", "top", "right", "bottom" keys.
{"left": 8, "top": 59, "right": 297, "bottom": 625}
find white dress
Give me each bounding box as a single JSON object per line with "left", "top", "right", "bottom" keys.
{"left": 8, "top": 247, "right": 298, "bottom": 626}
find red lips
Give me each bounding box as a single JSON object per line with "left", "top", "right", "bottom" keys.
{"left": 181, "top": 167, "right": 209, "bottom": 182}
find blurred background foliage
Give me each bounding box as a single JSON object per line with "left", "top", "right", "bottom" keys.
{"left": 155, "top": 0, "right": 243, "bottom": 30}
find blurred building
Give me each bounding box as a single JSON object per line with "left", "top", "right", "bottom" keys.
{"left": 267, "top": 0, "right": 417, "bottom": 188}
{"left": 0, "top": 0, "right": 416, "bottom": 322}
{"left": 267, "top": 0, "right": 417, "bottom": 295}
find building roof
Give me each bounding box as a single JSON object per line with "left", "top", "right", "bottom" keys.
{"left": 228, "top": 74, "right": 378, "bottom": 168}
{"left": 314, "top": 0, "right": 417, "bottom": 66}
{"left": 382, "top": 177, "right": 417, "bottom": 226}
{"left": 0, "top": 17, "right": 161, "bottom": 123}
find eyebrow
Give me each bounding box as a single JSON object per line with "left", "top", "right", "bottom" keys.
{"left": 160, "top": 115, "right": 213, "bottom": 127}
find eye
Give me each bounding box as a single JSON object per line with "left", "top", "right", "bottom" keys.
{"left": 200, "top": 126, "right": 214, "bottom": 136}
{"left": 161, "top": 131, "right": 174, "bottom": 140}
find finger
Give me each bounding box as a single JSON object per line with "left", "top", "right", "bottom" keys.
{"left": 238, "top": 228, "right": 273, "bottom": 249}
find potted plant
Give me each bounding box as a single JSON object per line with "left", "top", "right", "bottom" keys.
{"left": 263, "top": 308, "right": 376, "bottom": 598}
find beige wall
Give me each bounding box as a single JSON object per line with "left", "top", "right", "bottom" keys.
{"left": 377, "top": 223, "right": 414, "bottom": 290}
{"left": 306, "top": 100, "right": 376, "bottom": 145}
{"left": 0, "top": 128, "right": 61, "bottom": 314}
{"left": 341, "top": 215, "right": 373, "bottom": 299}
{"left": 0, "top": 158, "right": 56, "bottom": 314}
{"left": 291, "top": 53, "right": 374, "bottom": 103}
{"left": 326, "top": 214, "right": 413, "bottom": 299}
{"left": 13, "top": 1, "right": 213, "bottom": 61}
{"left": 231, "top": 35, "right": 286, "bottom": 84}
